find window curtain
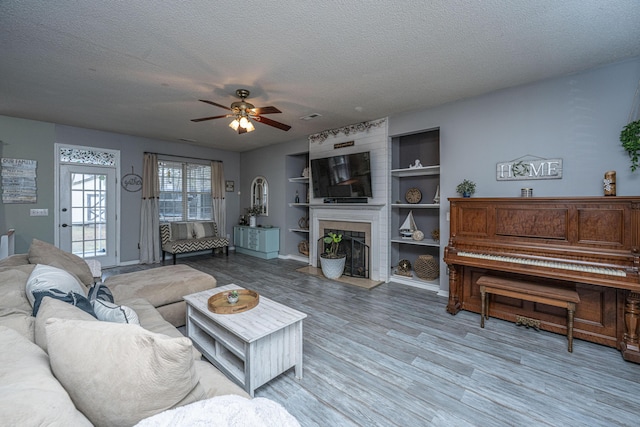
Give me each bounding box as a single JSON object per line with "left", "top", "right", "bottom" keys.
{"left": 211, "top": 161, "right": 226, "bottom": 238}
{"left": 140, "top": 153, "right": 161, "bottom": 264}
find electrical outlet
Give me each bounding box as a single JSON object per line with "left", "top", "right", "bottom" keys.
{"left": 30, "top": 209, "right": 48, "bottom": 216}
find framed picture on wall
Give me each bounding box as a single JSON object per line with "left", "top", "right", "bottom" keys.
{"left": 225, "top": 180, "right": 234, "bottom": 192}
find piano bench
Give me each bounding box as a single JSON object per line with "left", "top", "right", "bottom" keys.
{"left": 477, "top": 275, "right": 581, "bottom": 352}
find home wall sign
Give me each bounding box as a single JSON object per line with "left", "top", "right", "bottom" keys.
{"left": 496, "top": 156, "right": 563, "bottom": 181}
{"left": 1, "top": 158, "right": 37, "bottom": 203}
{"left": 121, "top": 167, "right": 142, "bottom": 192}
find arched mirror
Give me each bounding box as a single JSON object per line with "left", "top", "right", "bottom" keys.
{"left": 251, "top": 176, "right": 268, "bottom": 216}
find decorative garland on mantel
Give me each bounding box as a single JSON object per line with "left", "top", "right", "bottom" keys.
{"left": 309, "top": 118, "right": 387, "bottom": 144}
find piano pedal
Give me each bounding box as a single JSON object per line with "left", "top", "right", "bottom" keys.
{"left": 515, "top": 315, "right": 540, "bottom": 331}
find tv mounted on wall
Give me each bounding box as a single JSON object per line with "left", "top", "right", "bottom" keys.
{"left": 310, "top": 151, "right": 373, "bottom": 200}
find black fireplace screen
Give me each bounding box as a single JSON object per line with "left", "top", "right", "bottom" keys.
{"left": 317, "top": 229, "right": 370, "bottom": 279}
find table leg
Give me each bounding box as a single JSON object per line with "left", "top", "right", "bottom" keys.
{"left": 567, "top": 303, "right": 575, "bottom": 353}
{"left": 480, "top": 286, "right": 486, "bottom": 328}
{"left": 295, "top": 321, "right": 304, "bottom": 379}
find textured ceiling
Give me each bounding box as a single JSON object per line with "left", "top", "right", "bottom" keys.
{"left": 1, "top": 1, "right": 639, "bottom": 152}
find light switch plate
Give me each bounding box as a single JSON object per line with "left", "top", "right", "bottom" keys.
{"left": 30, "top": 209, "right": 48, "bottom": 216}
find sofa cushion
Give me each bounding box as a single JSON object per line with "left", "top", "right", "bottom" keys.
{"left": 46, "top": 318, "right": 206, "bottom": 427}
{"left": 26, "top": 264, "right": 87, "bottom": 306}
{"left": 35, "top": 296, "right": 97, "bottom": 352}
{"left": 193, "top": 221, "right": 217, "bottom": 238}
{"left": 28, "top": 238, "right": 94, "bottom": 286}
{"left": 0, "top": 326, "right": 92, "bottom": 426}
{"left": 170, "top": 222, "right": 193, "bottom": 241}
{"left": 92, "top": 299, "right": 140, "bottom": 324}
{"left": 0, "top": 253, "right": 29, "bottom": 267}
{"left": 105, "top": 265, "right": 216, "bottom": 309}
{"left": 0, "top": 265, "right": 36, "bottom": 341}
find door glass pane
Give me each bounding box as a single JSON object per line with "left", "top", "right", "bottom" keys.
{"left": 71, "top": 173, "right": 108, "bottom": 258}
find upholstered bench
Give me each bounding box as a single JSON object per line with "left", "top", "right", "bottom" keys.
{"left": 104, "top": 265, "right": 216, "bottom": 327}
{"left": 161, "top": 222, "right": 229, "bottom": 264}
{"left": 477, "top": 275, "right": 580, "bottom": 352}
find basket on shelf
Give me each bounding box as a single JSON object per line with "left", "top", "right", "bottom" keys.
{"left": 298, "top": 240, "right": 309, "bottom": 256}
{"left": 414, "top": 255, "right": 439, "bottom": 280}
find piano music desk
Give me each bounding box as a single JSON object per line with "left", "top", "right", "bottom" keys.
{"left": 478, "top": 275, "right": 580, "bottom": 352}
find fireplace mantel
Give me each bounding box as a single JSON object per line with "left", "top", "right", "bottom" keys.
{"left": 309, "top": 204, "right": 385, "bottom": 210}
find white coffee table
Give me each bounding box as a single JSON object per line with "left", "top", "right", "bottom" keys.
{"left": 183, "top": 284, "right": 307, "bottom": 396}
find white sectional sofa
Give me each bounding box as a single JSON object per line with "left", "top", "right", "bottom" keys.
{"left": 0, "top": 239, "right": 299, "bottom": 427}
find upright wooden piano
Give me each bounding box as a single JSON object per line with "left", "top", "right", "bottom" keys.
{"left": 443, "top": 197, "right": 640, "bottom": 362}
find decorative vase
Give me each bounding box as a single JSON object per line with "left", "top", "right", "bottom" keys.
{"left": 319, "top": 255, "right": 346, "bottom": 280}
{"left": 227, "top": 294, "right": 239, "bottom": 304}
{"left": 604, "top": 171, "right": 616, "bottom": 196}
{"left": 249, "top": 216, "right": 257, "bottom": 227}
{"left": 463, "top": 192, "right": 471, "bottom": 198}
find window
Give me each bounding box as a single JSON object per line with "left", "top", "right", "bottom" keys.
{"left": 158, "top": 160, "right": 212, "bottom": 221}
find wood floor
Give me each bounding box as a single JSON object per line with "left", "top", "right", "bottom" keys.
{"left": 104, "top": 253, "right": 640, "bottom": 427}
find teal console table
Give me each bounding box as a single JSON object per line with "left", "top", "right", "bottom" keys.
{"left": 233, "top": 226, "right": 280, "bottom": 259}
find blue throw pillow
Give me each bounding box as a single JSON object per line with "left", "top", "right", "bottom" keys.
{"left": 87, "top": 282, "right": 115, "bottom": 303}
{"left": 32, "top": 288, "right": 97, "bottom": 318}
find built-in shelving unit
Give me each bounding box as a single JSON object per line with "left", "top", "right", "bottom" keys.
{"left": 389, "top": 129, "right": 441, "bottom": 291}
{"left": 285, "top": 153, "right": 310, "bottom": 262}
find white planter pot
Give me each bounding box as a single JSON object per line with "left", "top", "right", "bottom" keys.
{"left": 319, "top": 255, "right": 346, "bottom": 280}
{"left": 249, "top": 216, "right": 257, "bottom": 227}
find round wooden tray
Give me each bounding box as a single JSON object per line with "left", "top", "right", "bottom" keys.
{"left": 208, "top": 289, "right": 260, "bottom": 314}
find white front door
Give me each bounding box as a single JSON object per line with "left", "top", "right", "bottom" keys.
{"left": 58, "top": 164, "right": 118, "bottom": 267}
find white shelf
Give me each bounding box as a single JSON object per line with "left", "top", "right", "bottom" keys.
{"left": 389, "top": 272, "right": 440, "bottom": 292}
{"left": 391, "top": 203, "right": 440, "bottom": 209}
{"left": 288, "top": 203, "right": 309, "bottom": 207}
{"left": 289, "top": 228, "right": 310, "bottom": 233}
{"left": 288, "top": 177, "right": 309, "bottom": 183}
{"left": 390, "top": 237, "right": 440, "bottom": 247}
{"left": 391, "top": 165, "right": 440, "bottom": 177}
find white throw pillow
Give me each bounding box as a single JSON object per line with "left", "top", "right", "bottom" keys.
{"left": 192, "top": 221, "right": 205, "bottom": 238}
{"left": 91, "top": 299, "right": 140, "bottom": 324}
{"left": 25, "top": 264, "right": 87, "bottom": 306}
{"left": 45, "top": 318, "right": 205, "bottom": 427}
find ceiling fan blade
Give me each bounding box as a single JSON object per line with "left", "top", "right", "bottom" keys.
{"left": 250, "top": 106, "right": 281, "bottom": 115}
{"left": 198, "top": 99, "right": 232, "bottom": 111}
{"left": 190, "top": 114, "right": 230, "bottom": 122}
{"left": 253, "top": 115, "right": 291, "bottom": 131}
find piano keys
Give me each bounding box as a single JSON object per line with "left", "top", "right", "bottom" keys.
{"left": 443, "top": 197, "right": 640, "bottom": 363}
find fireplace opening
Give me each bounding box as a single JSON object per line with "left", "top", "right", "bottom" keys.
{"left": 317, "top": 229, "right": 370, "bottom": 278}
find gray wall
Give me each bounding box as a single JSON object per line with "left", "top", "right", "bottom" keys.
{"left": 388, "top": 57, "right": 640, "bottom": 290}
{"left": 0, "top": 118, "right": 241, "bottom": 259}
{"left": 239, "top": 138, "right": 309, "bottom": 254}
{"left": 2, "top": 57, "right": 638, "bottom": 267}
{"left": 0, "top": 117, "right": 56, "bottom": 251}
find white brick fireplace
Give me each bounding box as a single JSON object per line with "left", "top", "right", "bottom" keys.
{"left": 308, "top": 117, "right": 390, "bottom": 282}
{"left": 310, "top": 204, "right": 387, "bottom": 281}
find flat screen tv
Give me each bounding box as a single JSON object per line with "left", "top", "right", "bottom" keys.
{"left": 311, "top": 151, "right": 372, "bottom": 199}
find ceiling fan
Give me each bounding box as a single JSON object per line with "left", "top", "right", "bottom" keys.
{"left": 191, "top": 89, "right": 291, "bottom": 134}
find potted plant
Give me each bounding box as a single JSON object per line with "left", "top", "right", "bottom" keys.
{"left": 226, "top": 290, "right": 239, "bottom": 305}
{"left": 245, "top": 206, "right": 262, "bottom": 227}
{"left": 620, "top": 119, "right": 640, "bottom": 172}
{"left": 456, "top": 179, "right": 476, "bottom": 197}
{"left": 319, "top": 232, "right": 346, "bottom": 279}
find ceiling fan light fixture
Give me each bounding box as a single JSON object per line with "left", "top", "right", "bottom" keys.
{"left": 239, "top": 116, "right": 250, "bottom": 128}
{"left": 244, "top": 120, "right": 255, "bottom": 132}
{"left": 229, "top": 119, "right": 240, "bottom": 131}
